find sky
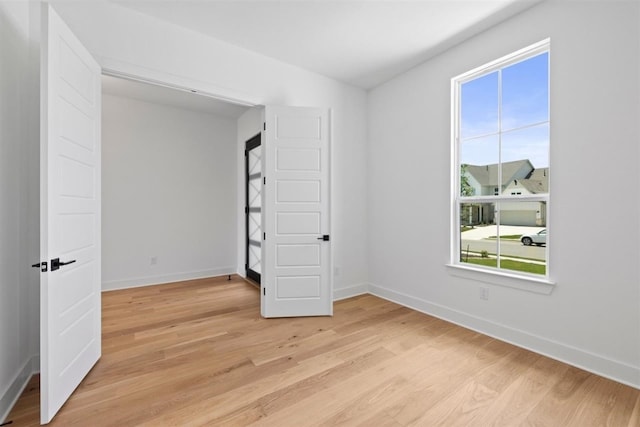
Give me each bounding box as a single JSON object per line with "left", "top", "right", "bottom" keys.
{"left": 460, "top": 52, "right": 549, "bottom": 169}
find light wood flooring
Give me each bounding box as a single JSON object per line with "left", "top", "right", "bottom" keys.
{"left": 7, "top": 275, "right": 640, "bottom": 426}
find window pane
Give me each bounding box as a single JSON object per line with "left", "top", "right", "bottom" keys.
{"left": 460, "top": 135, "right": 499, "bottom": 197}
{"left": 502, "top": 52, "right": 549, "bottom": 130}
{"left": 461, "top": 71, "right": 499, "bottom": 139}
{"left": 497, "top": 201, "right": 546, "bottom": 275}
{"left": 501, "top": 123, "right": 549, "bottom": 195}
{"left": 460, "top": 202, "right": 497, "bottom": 268}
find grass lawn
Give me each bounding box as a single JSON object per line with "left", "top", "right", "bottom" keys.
{"left": 463, "top": 258, "right": 546, "bottom": 275}
{"left": 487, "top": 234, "right": 522, "bottom": 240}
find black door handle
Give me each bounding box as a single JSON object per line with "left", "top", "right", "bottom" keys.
{"left": 51, "top": 258, "right": 76, "bottom": 271}
{"left": 317, "top": 235, "right": 330, "bottom": 241}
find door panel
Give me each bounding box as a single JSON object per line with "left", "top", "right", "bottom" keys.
{"left": 276, "top": 276, "right": 321, "bottom": 298}
{"left": 263, "top": 106, "right": 331, "bottom": 317}
{"left": 277, "top": 244, "right": 320, "bottom": 267}
{"left": 276, "top": 180, "right": 321, "bottom": 202}
{"left": 276, "top": 148, "right": 320, "bottom": 171}
{"left": 41, "top": 5, "right": 102, "bottom": 424}
{"left": 276, "top": 212, "right": 321, "bottom": 235}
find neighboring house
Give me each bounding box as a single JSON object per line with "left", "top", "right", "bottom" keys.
{"left": 462, "top": 160, "right": 548, "bottom": 226}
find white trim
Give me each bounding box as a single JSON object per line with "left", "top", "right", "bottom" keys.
{"left": 0, "top": 355, "right": 39, "bottom": 423}
{"left": 99, "top": 56, "right": 260, "bottom": 107}
{"left": 459, "top": 194, "right": 549, "bottom": 203}
{"left": 328, "top": 108, "right": 334, "bottom": 314}
{"left": 367, "top": 283, "right": 640, "bottom": 390}
{"left": 454, "top": 38, "right": 551, "bottom": 84}
{"left": 333, "top": 283, "right": 369, "bottom": 301}
{"left": 101, "top": 267, "right": 237, "bottom": 292}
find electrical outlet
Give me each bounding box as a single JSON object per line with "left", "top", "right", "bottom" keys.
{"left": 479, "top": 287, "right": 489, "bottom": 300}
{"left": 150, "top": 256, "right": 158, "bottom": 265}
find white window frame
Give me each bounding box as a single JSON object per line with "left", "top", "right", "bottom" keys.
{"left": 448, "top": 39, "right": 555, "bottom": 293}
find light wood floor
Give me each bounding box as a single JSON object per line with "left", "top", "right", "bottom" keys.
{"left": 7, "top": 276, "right": 640, "bottom": 426}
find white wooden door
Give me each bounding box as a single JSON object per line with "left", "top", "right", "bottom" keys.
{"left": 262, "top": 106, "right": 332, "bottom": 317}
{"left": 40, "top": 5, "right": 102, "bottom": 424}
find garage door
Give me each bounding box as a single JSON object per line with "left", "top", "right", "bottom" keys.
{"left": 500, "top": 210, "right": 537, "bottom": 226}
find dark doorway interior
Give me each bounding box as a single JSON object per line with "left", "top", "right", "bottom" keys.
{"left": 245, "top": 133, "right": 262, "bottom": 284}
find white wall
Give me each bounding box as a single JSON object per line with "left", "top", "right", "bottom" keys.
{"left": 102, "top": 94, "right": 237, "bottom": 290}
{"left": 0, "top": 2, "right": 39, "bottom": 421}
{"left": 52, "top": 1, "right": 369, "bottom": 297}
{"left": 368, "top": 1, "right": 640, "bottom": 387}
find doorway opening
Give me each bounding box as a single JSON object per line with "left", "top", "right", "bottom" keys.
{"left": 101, "top": 73, "right": 254, "bottom": 292}
{"left": 245, "top": 133, "right": 262, "bottom": 284}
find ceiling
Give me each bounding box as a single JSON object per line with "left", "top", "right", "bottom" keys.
{"left": 112, "top": 0, "right": 540, "bottom": 89}
{"left": 102, "top": 74, "right": 250, "bottom": 118}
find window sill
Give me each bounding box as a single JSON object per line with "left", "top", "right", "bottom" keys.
{"left": 446, "top": 263, "right": 556, "bottom": 295}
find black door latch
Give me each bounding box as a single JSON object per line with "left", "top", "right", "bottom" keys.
{"left": 31, "top": 262, "right": 48, "bottom": 272}
{"left": 317, "top": 235, "right": 330, "bottom": 241}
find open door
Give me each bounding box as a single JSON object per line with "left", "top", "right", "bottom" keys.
{"left": 262, "top": 106, "right": 332, "bottom": 317}
{"left": 39, "top": 5, "right": 102, "bottom": 423}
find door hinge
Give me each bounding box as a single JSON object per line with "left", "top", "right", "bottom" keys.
{"left": 263, "top": 177, "right": 266, "bottom": 185}
{"left": 263, "top": 122, "right": 266, "bottom": 131}
{"left": 244, "top": 149, "right": 247, "bottom": 157}
{"left": 263, "top": 232, "right": 266, "bottom": 240}
{"left": 263, "top": 287, "right": 266, "bottom": 296}
{"left": 245, "top": 206, "right": 248, "bottom": 214}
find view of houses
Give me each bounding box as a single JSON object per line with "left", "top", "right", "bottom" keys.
{"left": 462, "top": 159, "right": 548, "bottom": 226}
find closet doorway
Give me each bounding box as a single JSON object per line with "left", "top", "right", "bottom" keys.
{"left": 245, "top": 133, "right": 262, "bottom": 284}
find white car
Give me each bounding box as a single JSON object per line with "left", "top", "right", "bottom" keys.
{"left": 521, "top": 229, "right": 546, "bottom": 246}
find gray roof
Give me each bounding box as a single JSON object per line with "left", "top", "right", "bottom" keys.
{"left": 528, "top": 167, "right": 549, "bottom": 181}
{"left": 520, "top": 167, "right": 549, "bottom": 193}
{"left": 464, "top": 159, "right": 532, "bottom": 186}
{"left": 518, "top": 179, "right": 548, "bottom": 193}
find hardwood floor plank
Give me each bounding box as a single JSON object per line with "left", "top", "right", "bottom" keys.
{"left": 5, "top": 276, "right": 639, "bottom": 426}
{"left": 473, "top": 355, "right": 570, "bottom": 426}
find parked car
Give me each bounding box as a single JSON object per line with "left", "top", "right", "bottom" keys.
{"left": 521, "top": 229, "right": 546, "bottom": 246}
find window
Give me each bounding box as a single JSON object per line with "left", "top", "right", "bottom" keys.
{"left": 452, "top": 40, "right": 550, "bottom": 279}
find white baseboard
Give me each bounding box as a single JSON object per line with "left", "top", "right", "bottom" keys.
{"left": 102, "top": 267, "right": 237, "bottom": 292}
{"left": 368, "top": 283, "right": 640, "bottom": 390}
{"left": 0, "top": 355, "right": 38, "bottom": 423}
{"left": 333, "top": 283, "right": 369, "bottom": 301}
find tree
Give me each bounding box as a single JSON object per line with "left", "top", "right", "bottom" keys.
{"left": 460, "top": 165, "right": 477, "bottom": 226}
{"left": 460, "top": 164, "right": 475, "bottom": 197}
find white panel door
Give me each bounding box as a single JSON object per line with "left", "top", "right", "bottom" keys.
{"left": 263, "top": 106, "right": 331, "bottom": 317}
{"left": 40, "top": 5, "right": 102, "bottom": 424}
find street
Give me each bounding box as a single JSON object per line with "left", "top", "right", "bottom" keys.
{"left": 461, "top": 239, "right": 546, "bottom": 260}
